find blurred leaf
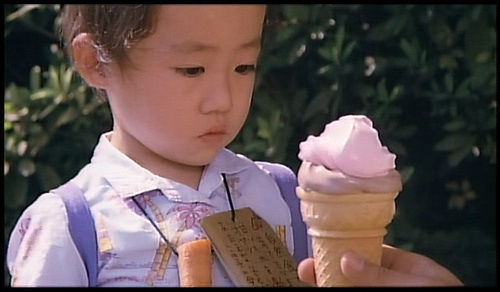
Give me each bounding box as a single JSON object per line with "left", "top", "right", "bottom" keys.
{"left": 400, "top": 39, "right": 417, "bottom": 65}
{"left": 392, "top": 124, "right": 416, "bottom": 139}
{"left": 283, "top": 5, "right": 310, "bottom": 22}
{"left": 469, "top": 65, "right": 495, "bottom": 89}
{"left": 256, "top": 116, "right": 271, "bottom": 140}
{"left": 35, "top": 163, "right": 62, "bottom": 191}
{"left": 377, "top": 78, "right": 389, "bottom": 100}
{"left": 291, "top": 89, "right": 308, "bottom": 117}
{"left": 443, "top": 119, "right": 467, "bottom": 131}
{"left": 483, "top": 113, "right": 496, "bottom": 131}
{"left": 397, "top": 242, "right": 415, "bottom": 252}
{"left": 55, "top": 106, "right": 79, "bottom": 127}
{"left": 47, "top": 65, "right": 61, "bottom": 92}
{"left": 439, "top": 54, "right": 458, "bottom": 69}
{"left": 448, "top": 137, "right": 476, "bottom": 167}
{"left": 61, "top": 65, "right": 74, "bottom": 94}
{"left": 444, "top": 71, "right": 454, "bottom": 93}
{"left": 429, "top": 16, "right": 452, "bottom": 48}
{"left": 17, "top": 140, "right": 28, "bottom": 156}
{"left": 341, "top": 40, "right": 357, "bottom": 62}
{"left": 4, "top": 120, "right": 13, "bottom": 132}
{"left": 434, "top": 133, "right": 470, "bottom": 151}
{"left": 399, "top": 166, "right": 415, "bottom": 185}
{"left": 31, "top": 88, "right": 57, "bottom": 100}
{"left": 484, "top": 136, "right": 496, "bottom": 164}
{"left": 5, "top": 84, "right": 31, "bottom": 106}
{"left": 269, "top": 110, "right": 282, "bottom": 132}
{"left": 287, "top": 38, "right": 307, "bottom": 64}
{"left": 389, "top": 85, "right": 404, "bottom": 101}
{"left": 5, "top": 4, "right": 42, "bottom": 22}
{"left": 273, "top": 25, "right": 300, "bottom": 44}
{"left": 29, "top": 66, "right": 41, "bottom": 92}
{"left": 465, "top": 18, "right": 495, "bottom": 68}
{"left": 17, "top": 158, "right": 36, "bottom": 177}
{"left": 34, "top": 102, "right": 58, "bottom": 120}
{"left": 454, "top": 78, "right": 472, "bottom": 98}
{"left": 386, "top": 139, "right": 407, "bottom": 156}
{"left": 318, "top": 44, "right": 334, "bottom": 61}
{"left": 334, "top": 25, "right": 345, "bottom": 55}
{"left": 28, "top": 126, "right": 50, "bottom": 156}
{"left": 365, "top": 9, "right": 407, "bottom": 42}
{"left": 4, "top": 173, "right": 29, "bottom": 208}
{"left": 302, "top": 89, "right": 331, "bottom": 122}
{"left": 243, "top": 140, "right": 268, "bottom": 154}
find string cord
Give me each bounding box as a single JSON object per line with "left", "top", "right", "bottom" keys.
{"left": 221, "top": 173, "right": 236, "bottom": 222}
{"left": 131, "top": 196, "right": 179, "bottom": 256}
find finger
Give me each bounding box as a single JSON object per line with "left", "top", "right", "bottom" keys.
{"left": 297, "top": 258, "right": 316, "bottom": 286}
{"left": 340, "top": 251, "right": 438, "bottom": 287}
{"left": 381, "top": 244, "right": 419, "bottom": 271}
{"left": 381, "top": 245, "right": 463, "bottom": 286}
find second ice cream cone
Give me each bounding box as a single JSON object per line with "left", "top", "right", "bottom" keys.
{"left": 297, "top": 187, "right": 398, "bottom": 287}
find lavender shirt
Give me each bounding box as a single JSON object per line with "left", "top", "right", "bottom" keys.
{"left": 7, "top": 132, "right": 293, "bottom": 287}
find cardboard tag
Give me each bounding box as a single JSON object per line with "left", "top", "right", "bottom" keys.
{"left": 200, "top": 207, "right": 309, "bottom": 287}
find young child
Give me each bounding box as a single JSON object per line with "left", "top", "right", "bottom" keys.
{"left": 7, "top": 5, "right": 299, "bottom": 287}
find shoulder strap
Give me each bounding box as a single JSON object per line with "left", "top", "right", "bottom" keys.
{"left": 256, "top": 161, "right": 309, "bottom": 262}
{"left": 52, "top": 181, "right": 98, "bottom": 287}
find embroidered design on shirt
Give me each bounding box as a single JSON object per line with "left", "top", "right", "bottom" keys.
{"left": 125, "top": 190, "right": 162, "bottom": 215}
{"left": 17, "top": 217, "right": 31, "bottom": 237}
{"left": 148, "top": 202, "right": 215, "bottom": 285}
{"left": 147, "top": 242, "right": 170, "bottom": 285}
{"left": 212, "top": 175, "right": 243, "bottom": 199}
{"left": 125, "top": 190, "right": 171, "bottom": 285}
{"left": 97, "top": 214, "right": 113, "bottom": 253}
{"left": 126, "top": 190, "right": 217, "bottom": 286}
{"left": 139, "top": 192, "right": 173, "bottom": 286}
{"left": 168, "top": 202, "right": 214, "bottom": 229}
{"left": 20, "top": 224, "right": 42, "bottom": 263}
{"left": 11, "top": 221, "right": 42, "bottom": 286}
{"left": 98, "top": 276, "right": 144, "bottom": 286}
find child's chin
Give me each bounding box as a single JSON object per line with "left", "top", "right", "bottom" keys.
{"left": 182, "top": 151, "right": 221, "bottom": 167}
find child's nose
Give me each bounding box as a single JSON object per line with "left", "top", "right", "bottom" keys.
{"left": 200, "top": 72, "right": 232, "bottom": 114}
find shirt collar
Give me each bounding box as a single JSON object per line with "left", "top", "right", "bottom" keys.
{"left": 90, "top": 132, "right": 250, "bottom": 203}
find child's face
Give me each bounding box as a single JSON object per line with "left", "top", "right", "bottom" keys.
{"left": 105, "top": 5, "right": 265, "bottom": 167}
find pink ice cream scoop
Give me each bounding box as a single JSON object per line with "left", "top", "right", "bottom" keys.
{"left": 298, "top": 115, "right": 402, "bottom": 194}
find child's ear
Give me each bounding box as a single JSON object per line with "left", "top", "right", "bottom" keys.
{"left": 71, "top": 33, "right": 108, "bottom": 89}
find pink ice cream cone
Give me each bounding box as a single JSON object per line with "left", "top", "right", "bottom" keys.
{"left": 297, "top": 115, "right": 402, "bottom": 287}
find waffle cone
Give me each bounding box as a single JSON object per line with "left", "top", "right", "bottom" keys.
{"left": 297, "top": 187, "right": 399, "bottom": 287}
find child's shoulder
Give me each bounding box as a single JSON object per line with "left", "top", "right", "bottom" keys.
{"left": 21, "top": 191, "right": 68, "bottom": 220}
{"left": 8, "top": 191, "right": 71, "bottom": 252}
{"left": 225, "top": 148, "right": 281, "bottom": 172}
{"left": 219, "top": 148, "right": 263, "bottom": 173}
{"left": 229, "top": 149, "right": 295, "bottom": 178}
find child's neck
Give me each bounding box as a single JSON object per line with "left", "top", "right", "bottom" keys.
{"left": 145, "top": 159, "right": 204, "bottom": 191}
{"left": 109, "top": 131, "right": 204, "bottom": 190}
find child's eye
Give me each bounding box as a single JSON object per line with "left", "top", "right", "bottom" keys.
{"left": 235, "top": 64, "right": 256, "bottom": 75}
{"left": 175, "top": 67, "right": 205, "bottom": 77}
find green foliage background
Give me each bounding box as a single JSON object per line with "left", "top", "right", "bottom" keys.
{"left": 4, "top": 5, "right": 496, "bottom": 286}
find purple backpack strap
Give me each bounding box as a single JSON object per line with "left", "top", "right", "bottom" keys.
{"left": 256, "top": 161, "right": 309, "bottom": 262}
{"left": 52, "top": 181, "right": 98, "bottom": 287}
